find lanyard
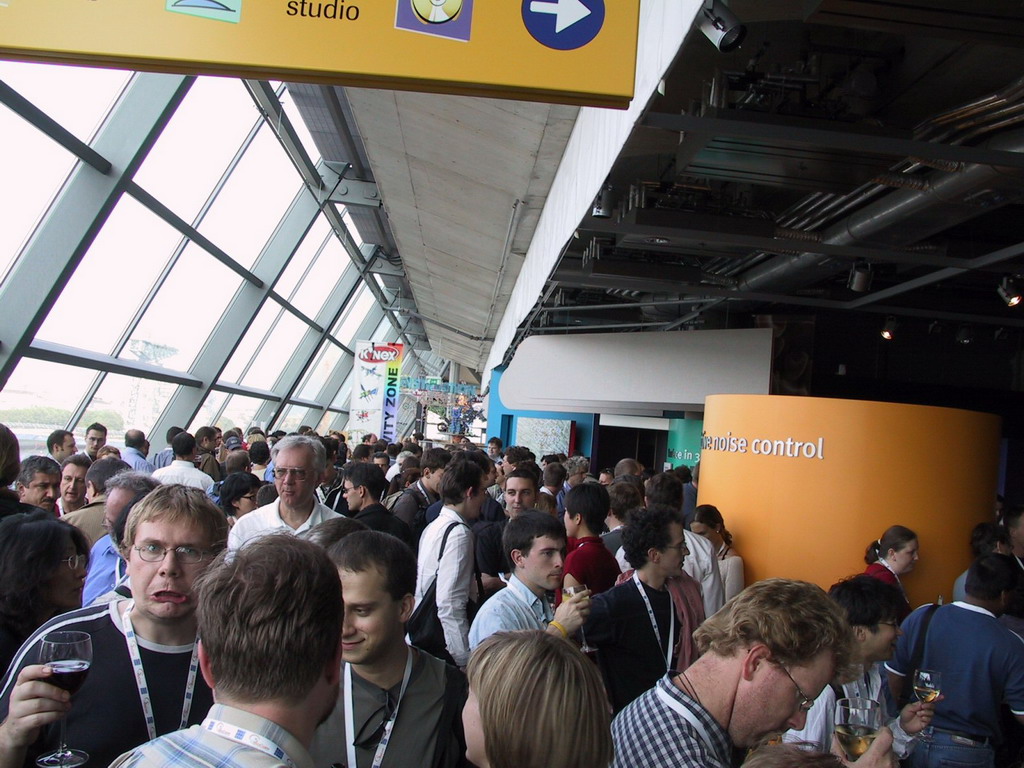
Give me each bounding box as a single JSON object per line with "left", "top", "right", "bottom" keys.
{"left": 203, "top": 718, "right": 298, "bottom": 768}
{"left": 656, "top": 685, "right": 717, "bottom": 759}
{"left": 121, "top": 601, "right": 200, "bottom": 741}
{"left": 344, "top": 649, "right": 413, "bottom": 768}
{"left": 633, "top": 573, "right": 675, "bottom": 670}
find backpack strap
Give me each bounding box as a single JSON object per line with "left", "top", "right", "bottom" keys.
{"left": 897, "top": 603, "right": 940, "bottom": 709}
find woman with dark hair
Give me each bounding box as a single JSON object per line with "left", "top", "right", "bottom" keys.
{"left": 0, "top": 510, "right": 90, "bottom": 670}
{"left": 864, "top": 524, "right": 919, "bottom": 617}
{"left": 691, "top": 503, "right": 745, "bottom": 602}
{"left": 217, "top": 471, "right": 263, "bottom": 526}
{"left": 0, "top": 423, "right": 36, "bottom": 521}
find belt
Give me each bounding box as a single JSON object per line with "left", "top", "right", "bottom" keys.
{"left": 930, "top": 727, "right": 991, "bottom": 746}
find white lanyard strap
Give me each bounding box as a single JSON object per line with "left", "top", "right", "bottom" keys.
{"left": 656, "top": 685, "right": 716, "bottom": 756}
{"left": 121, "top": 601, "right": 200, "bottom": 741}
{"left": 633, "top": 573, "right": 675, "bottom": 670}
{"left": 203, "top": 719, "right": 298, "bottom": 768}
{"left": 344, "top": 649, "right": 413, "bottom": 768}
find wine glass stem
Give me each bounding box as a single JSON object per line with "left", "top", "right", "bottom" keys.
{"left": 57, "top": 716, "right": 69, "bottom": 767}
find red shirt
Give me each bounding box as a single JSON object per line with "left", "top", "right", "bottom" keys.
{"left": 563, "top": 536, "right": 621, "bottom": 598}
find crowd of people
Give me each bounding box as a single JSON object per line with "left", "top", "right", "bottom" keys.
{"left": 0, "top": 421, "right": 1021, "bottom": 767}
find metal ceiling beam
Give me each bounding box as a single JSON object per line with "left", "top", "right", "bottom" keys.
{"left": 643, "top": 113, "right": 1024, "bottom": 170}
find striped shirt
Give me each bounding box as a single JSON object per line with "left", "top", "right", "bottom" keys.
{"left": 611, "top": 674, "right": 731, "bottom": 768}
{"left": 111, "top": 703, "right": 313, "bottom": 768}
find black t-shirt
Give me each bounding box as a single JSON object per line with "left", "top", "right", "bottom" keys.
{"left": 473, "top": 518, "right": 508, "bottom": 577}
{"left": 0, "top": 602, "right": 214, "bottom": 768}
{"left": 584, "top": 578, "right": 674, "bottom": 713}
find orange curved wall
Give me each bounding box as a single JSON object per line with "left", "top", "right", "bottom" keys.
{"left": 698, "top": 395, "right": 1001, "bottom": 609}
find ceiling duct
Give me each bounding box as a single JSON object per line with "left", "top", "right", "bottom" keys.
{"left": 736, "top": 127, "right": 1024, "bottom": 295}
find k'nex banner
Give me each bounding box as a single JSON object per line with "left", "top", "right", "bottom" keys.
{"left": 351, "top": 341, "right": 404, "bottom": 442}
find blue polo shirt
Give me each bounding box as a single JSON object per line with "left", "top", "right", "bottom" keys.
{"left": 886, "top": 601, "right": 1024, "bottom": 743}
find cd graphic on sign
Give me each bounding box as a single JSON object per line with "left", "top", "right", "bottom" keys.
{"left": 411, "top": 0, "right": 462, "bottom": 24}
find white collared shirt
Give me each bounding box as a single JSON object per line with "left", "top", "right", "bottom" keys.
{"left": 227, "top": 498, "right": 340, "bottom": 550}
{"left": 415, "top": 506, "right": 475, "bottom": 667}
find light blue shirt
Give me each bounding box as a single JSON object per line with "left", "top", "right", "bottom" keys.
{"left": 469, "top": 574, "right": 553, "bottom": 649}
{"left": 122, "top": 446, "right": 155, "bottom": 473}
{"left": 83, "top": 534, "right": 123, "bottom": 606}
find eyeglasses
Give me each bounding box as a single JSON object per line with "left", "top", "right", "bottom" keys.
{"left": 240, "top": 493, "right": 257, "bottom": 501}
{"left": 877, "top": 620, "right": 900, "bottom": 629}
{"left": 61, "top": 554, "right": 88, "bottom": 570}
{"left": 775, "top": 662, "right": 815, "bottom": 712}
{"left": 133, "top": 543, "right": 214, "bottom": 565}
{"left": 273, "top": 468, "right": 309, "bottom": 479}
{"left": 665, "top": 542, "right": 689, "bottom": 555}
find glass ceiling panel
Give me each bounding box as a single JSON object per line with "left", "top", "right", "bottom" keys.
{"left": 332, "top": 284, "right": 375, "bottom": 346}
{"left": 0, "top": 359, "right": 101, "bottom": 449}
{"left": 37, "top": 195, "right": 180, "bottom": 354}
{"left": 80, "top": 372, "right": 176, "bottom": 439}
{"left": 290, "top": 235, "right": 347, "bottom": 320}
{"left": 189, "top": 390, "right": 229, "bottom": 432}
{"left": 122, "top": 242, "right": 243, "bottom": 371}
{"left": 218, "top": 303, "right": 278, "bottom": 385}
{"left": 198, "top": 121, "right": 303, "bottom": 270}
{"left": 218, "top": 394, "right": 267, "bottom": 433}
{"left": 132, "top": 76, "right": 256, "bottom": 226}
{"left": 280, "top": 86, "right": 322, "bottom": 165}
{"left": 276, "top": 404, "right": 311, "bottom": 434}
{"left": 331, "top": 368, "right": 354, "bottom": 411}
{"left": 296, "top": 340, "right": 344, "bottom": 402}
{"left": 274, "top": 215, "right": 331, "bottom": 300}
{"left": 239, "top": 307, "right": 307, "bottom": 391}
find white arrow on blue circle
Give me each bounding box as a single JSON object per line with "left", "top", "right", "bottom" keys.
{"left": 528, "top": 0, "right": 592, "bottom": 33}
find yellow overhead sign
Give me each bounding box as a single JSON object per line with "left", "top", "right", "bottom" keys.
{"left": 0, "top": 0, "right": 640, "bottom": 108}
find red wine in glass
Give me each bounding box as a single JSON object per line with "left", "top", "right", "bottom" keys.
{"left": 36, "top": 631, "right": 92, "bottom": 768}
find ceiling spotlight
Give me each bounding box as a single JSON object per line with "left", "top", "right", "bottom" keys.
{"left": 998, "top": 275, "right": 1022, "bottom": 307}
{"left": 591, "top": 184, "right": 615, "bottom": 219}
{"left": 698, "top": 0, "right": 747, "bottom": 53}
{"left": 880, "top": 316, "right": 898, "bottom": 341}
{"left": 847, "top": 260, "right": 873, "bottom": 292}
{"left": 956, "top": 325, "right": 974, "bottom": 345}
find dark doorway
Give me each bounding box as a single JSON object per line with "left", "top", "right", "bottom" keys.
{"left": 593, "top": 425, "right": 668, "bottom": 474}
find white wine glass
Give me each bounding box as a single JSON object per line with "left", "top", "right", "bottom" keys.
{"left": 561, "top": 584, "right": 595, "bottom": 653}
{"left": 834, "top": 697, "right": 882, "bottom": 761}
{"left": 913, "top": 669, "right": 942, "bottom": 741}
{"left": 35, "top": 631, "right": 92, "bottom": 768}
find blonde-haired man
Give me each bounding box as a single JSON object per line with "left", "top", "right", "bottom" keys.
{"left": 0, "top": 485, "right": 227, "bottom": 768}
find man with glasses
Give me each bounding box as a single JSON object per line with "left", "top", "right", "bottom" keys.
{"left": 612, "top": 578, "right": 896, "bottom": 767}
{"left": 0, "top": 484, "right": 227, "bottom": 768}
{"left": 341, "top": 462, "right": 414, "bottom": 548}
{"left": 786, "top": 575, "right": 933, "bottom": 758}
{"left": 228, "top": 435, "right": 339, "bottom": 550}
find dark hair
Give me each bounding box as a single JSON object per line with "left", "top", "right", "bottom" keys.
{"left": 827, "top": 575, "right": 904, "bottom": 629}
{"left": 171, "top": 432, "right": 197, "bottom": 458}
{"left": 514, "top": 460, "right": 542, "bottom": 490}
{"left": 124, "top": 429, "right": 146, "bottom": 450}
{"left": 488, "top": 437, "right": 503, "bottom": 449}
{"left": 543, "top": 462, "right": 567, "bottom": 487}
{"left": 85, "top": 423, "right": 107, "bottom": 437}
{"left": 503, "top": 510, "right": 566, "bottom": 561}
{"left": 694, "top": 504, "right": 733, "bottom": 546}
{"left": 60, "top": 454, "right": 92, "bottom": 472}
{"left": 0, "top": 512, "right": 90, "bottom": 641}
{"left": 248, "top": 440, "right": 270, "bottom": 465}
{"left": 540, "top": 454, "right": 560, "bottom": 466}
{"left": 372, "top": 451, "right": 390, "bottom": 463}
{"left": 644, "top": 472, "right": 683, "bottom": 509}
{"left": 564, "top": 483, "right": 609, "bottom": 534}
{"left": 46, "top": 430, "right": 73, "bottom": 454}
{"left": 966, "top": 553, "right": 1019, "bottom": 600}
{"left": 165, "top": 426, "right": 184, "bottom": 443}
{"left": 328, "top": 530, "right": 417, "bottom": 601}
{"left": 439, "top": 455, "right": 485, "bottom": 505}
{"left": 17, "top": 455, "right": 60, "bottom": 487}
{"left": 218, "top": 472, "right": 263, "bottom": 516}
{"left": 320, "top": 437, "right": 339, "bottom": 462}
{"left": 504, "top": 446, "right": 534, "bottom": 465}
{"left": 195, "top": 426, "right": 217, "bottom": 445}
{"left": 303, "top": 516, "right": 368, "bottom": 550}
{"left": 673, "top": 465, "right": 693, "bottom": 484}
{"left": 256, "top": 484, "right": 279, "bottom": 507}
{"left": 505, "top": 468, "right": 538, "bottom": 491}
{"left": 351, "top": 444, "right": 372, "bottom": 461}
{"left": 622, "top": 505, "right": 683, "bottom": 569}
{"left": 970, "top": 522, "right": 1010, "bottom": 558}
{"left": 421, "top": 447, "right": 452, "bottom": 472}
{"left": 613, "top": 458, "right": 642, "bottom": 478}
{"left": 85, "top": 457, "right": 131, "bottom": 494}
{"left": 607, "top": 482, "right": 643, "bottom": 524}
{"left": 864, "top": 525, "right": 918, "bottom": 565}
{"left": 345, "top": 462, "right": 388, "bottom": 502}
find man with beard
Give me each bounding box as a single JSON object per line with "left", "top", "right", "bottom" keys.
{"left": 111, "top": 534, "right": 343, "bottom": 768}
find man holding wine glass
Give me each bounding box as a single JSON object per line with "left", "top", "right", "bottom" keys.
{"left": 886, "top": 553, "right": 1024, "bottom": 768}
{"left": 785, "top": 576, "right": 935, "bottom": 760}
{"left": 0, "top": 484, "right": 228, "bottom": 768}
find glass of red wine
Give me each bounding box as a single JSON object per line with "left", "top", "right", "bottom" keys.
{"left": 35, "top": 631, "right": 92, "bottom": 768}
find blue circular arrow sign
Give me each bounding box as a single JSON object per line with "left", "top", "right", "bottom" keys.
{"left": 521, "top": 0, "right": 605, "bottom": 51}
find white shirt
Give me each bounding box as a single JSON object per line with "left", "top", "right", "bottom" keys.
{"left": 616, "top": 529, "right": 725, "bottom": 616}
{"left": 228, "top": 498, "right": 340, "bottom": 550}
{"left": 152, "top": 460, "right": 214, "bottom": 490}
{"left": 385, "top": 462, "right": 402, "bottom": 482}
{"left": 415, "top": 506, "right": 475, "bottom": 668}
